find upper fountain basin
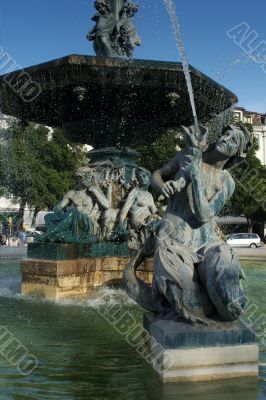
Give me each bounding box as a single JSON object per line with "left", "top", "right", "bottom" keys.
{"left": 0, "top": 55, "right": 238, "bottom": 147}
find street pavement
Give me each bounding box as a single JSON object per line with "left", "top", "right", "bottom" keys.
{"left": 0, "top": 246, "right": 27, "bottom": 259}
{"left": 234, "top": 247, "right": 266, "bottom": 261}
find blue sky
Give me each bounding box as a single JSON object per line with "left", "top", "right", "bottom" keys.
{"left": 0, "top": 0, "right": 265, "bottom": 112}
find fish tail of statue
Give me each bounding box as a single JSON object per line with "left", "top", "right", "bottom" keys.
{"left": 198, "top": 243, "right": 247, "bottom": 322}
{"left": 152, "top": 239, "right": 214, "bottom": 324}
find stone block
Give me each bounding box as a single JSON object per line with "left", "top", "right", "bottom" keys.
{"left": 143, "top": 313, "right": 259, "bottom": 382}
{"left": 144, "top": 313, "right": 256, "bottom": 349}
{"left": 137, "top": 271, "right": 153, "bottom": 285}
{"left": 159, "top": 359, "right": 258, "bottom": 382}
{"left": 21, "top": 256, "right": 153, "bottom": 299}
{"left": 21, "top": 259, "right": 93, "bottom": 277}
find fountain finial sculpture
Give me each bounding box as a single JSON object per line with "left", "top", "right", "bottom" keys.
{"left": 87, "top": 0, "right": 141, "bottom": 59}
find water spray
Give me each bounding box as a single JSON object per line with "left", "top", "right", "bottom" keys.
{"left": 163, "top": 0, "right": 199, "bottom": 137}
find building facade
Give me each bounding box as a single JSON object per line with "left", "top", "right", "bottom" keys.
{"left": 233, "top": 107, "right": 266, "bottom": 165}
{"left": 0, "top": 111, "right": 10, "bottom": 130}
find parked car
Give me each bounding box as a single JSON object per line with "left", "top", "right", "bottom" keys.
{"left": 227, "top": 233, "right": 261, "bottom": 248}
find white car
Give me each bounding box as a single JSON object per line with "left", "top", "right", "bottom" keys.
{"left": 227, "top": 233, "right": 261, "bottom": 248}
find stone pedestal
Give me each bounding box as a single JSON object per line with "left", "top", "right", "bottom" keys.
{"left": 21, "top": 243, "right": 152, "bottom": 299}
{"left": 144, "top": 313, "right": 259, "bottom": 383}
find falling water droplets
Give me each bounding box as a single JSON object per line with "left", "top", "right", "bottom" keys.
{"left": 163, "top": 0, "right": 199, "bottom": 130}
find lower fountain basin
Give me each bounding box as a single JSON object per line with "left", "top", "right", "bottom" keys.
{"left": 0, "top": 258, "right": 264, "bottom": 397}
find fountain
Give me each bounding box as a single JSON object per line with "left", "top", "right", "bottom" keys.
{"left": 0, "top": 0, "right": 258, "bottom": 384}
{"left": 0, "top": 0, "right": 236, "bottom": 300}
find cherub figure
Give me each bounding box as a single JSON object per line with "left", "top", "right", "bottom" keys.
{"left": 87, "top": 0, "right": 117, "bottom": 57}
{"left": 88, "top": 0, "right": 141, "bottom": 59}
{"left": 116, "top": 2, "right": 141, "bottom": 58}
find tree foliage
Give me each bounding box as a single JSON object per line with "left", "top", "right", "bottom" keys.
{"left": 220, "top": 123, "right": 266, "bottom": 230}
{"left": 137, "top": 129, "right": 180, "bottom": 173}
{"left": 0, "top": 122, "right": 85, "bottom": 212}
{"left": 137, "top": 110, "right": 233, "bottom": 173}
{"left": 227, "top": 150, "right": 266, "bottom": 228}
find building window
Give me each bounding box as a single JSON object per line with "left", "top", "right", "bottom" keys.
{"left": 234, "top": 112, "right": 241, "bottom": 122}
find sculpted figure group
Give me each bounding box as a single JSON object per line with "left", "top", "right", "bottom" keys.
{"left": 87, "top": 0, "right": 141, "bottom": 58}
{"left": 124, "top": 124, "right": 253, "bottom": 324}
{"left": 37, "top": 161, "right": 159, "bottom": 246}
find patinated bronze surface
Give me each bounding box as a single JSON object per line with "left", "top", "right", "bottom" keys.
{"left": 35, "top": 148, "right": 158, "bottom": 249}
{"left": 124, "top": 124, "right": 253, "bottom": 324}
{"left": 87, "top": 0, "right": 141, "bottom": 59}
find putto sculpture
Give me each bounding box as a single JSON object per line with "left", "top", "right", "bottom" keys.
{"left": 87, "top": 0, "right": 141, "bottom": 58}
{"left": 124, "top": 124, "right": 253, "bottom": 324}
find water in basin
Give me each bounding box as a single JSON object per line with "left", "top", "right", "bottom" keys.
{"left": 0, "top": 258, "right": 265, "bottom": 400}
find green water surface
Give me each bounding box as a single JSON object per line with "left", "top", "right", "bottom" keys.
{"left": 0, "top": 259, "right": 265, "bottom": 400}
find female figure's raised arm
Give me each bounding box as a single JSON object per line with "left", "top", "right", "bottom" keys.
{"left": 152, "top": 153, "right": 184, "bottom": 198}
{"left": 119, "top": 189, "right": 137, "bottom": 226}
{"left": 89, "top": 186, "right": 110, "bottom": 210}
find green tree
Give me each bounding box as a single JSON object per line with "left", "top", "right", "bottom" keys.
{"left": 137, "top": 129, "right": 180, "bottom": 173}
{"left": 221, "top": 123, "right": 266, "bottom": 232}
{"left": 137, "top": 110, "right": 233, "bottom": 173}
{"left": 0, "top": 122, "right": 85, "bottom": 227}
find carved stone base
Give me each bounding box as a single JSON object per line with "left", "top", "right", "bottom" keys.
{"left": 143, "top": 313, "right": 259, "bottom": 383}
{"left": 21, "top": 256, "right": 153, "bottom": 299}
{"left": 153, "top": 345, "right": 258, "bottom": 382}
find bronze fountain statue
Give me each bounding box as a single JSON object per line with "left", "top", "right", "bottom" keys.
{"left": 124, "top": 124, "right": 253, "bottom": 324}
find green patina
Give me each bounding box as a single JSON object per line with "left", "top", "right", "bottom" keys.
{"left": 28, "top": 241, "right": 132, "bottom": 260}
